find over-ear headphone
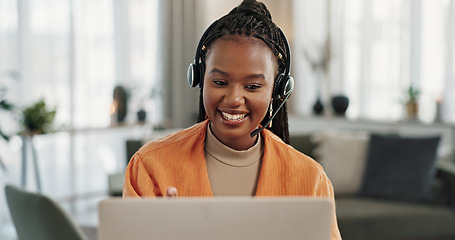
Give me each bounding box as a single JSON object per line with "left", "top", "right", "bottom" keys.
{"left": 271, "top": 29, "right": 294, "bottom": 101}
{"left": 187, "top": 13, "right": 294, "bottom": 102}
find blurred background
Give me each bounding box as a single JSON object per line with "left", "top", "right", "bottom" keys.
{"left": 0, "top": 0, "right": 454, "bottom": 239}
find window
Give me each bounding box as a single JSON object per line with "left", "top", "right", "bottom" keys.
{"left": 420, "top": 0, "right": 454, "bottom": 122}
{"left": 0, "top": 0, "right": 160, "bottom": 212}
{"left": 0, "top": 0, "right": 160, "bottom": 129}
{"left": 294, "top": 0, "right": 455, "bottom": 123}
{"left": 342, "top": 0, "right": 409, "bottom": 120}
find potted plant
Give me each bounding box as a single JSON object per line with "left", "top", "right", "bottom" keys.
{"left": 405, "top": 86, "right": 420, "bottom": 120}
{"left": 21, "top": 99, "right": 56, "bottom": 135}
{"left": 132, "top": 84, "right": 161, "bottom": 123}
{"left": 304, "top": 38, "right": 332, "bottom": 115}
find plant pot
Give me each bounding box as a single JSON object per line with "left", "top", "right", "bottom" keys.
{"left": 331, "top": 95, "right": 349, "bottom": 116}
{"left": 137, "top": 109, "right": 146, "bottom": 122}
{"left": 406, "top": 101, "right": 419, "bottom": 119}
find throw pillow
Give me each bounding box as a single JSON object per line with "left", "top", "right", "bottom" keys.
{"left": 312, "top": 129, "right": 369, "bottom": 194}
{"left": 359, "top": 134, "right": 441, "bottom": 202}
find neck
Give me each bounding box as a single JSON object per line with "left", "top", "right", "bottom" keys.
{"left": 209, "top": 124, "right": 258, "bottom": 151}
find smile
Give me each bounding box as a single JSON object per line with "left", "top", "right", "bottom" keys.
{"left": 221, "top": 111, "right": 247, "bottom": 121}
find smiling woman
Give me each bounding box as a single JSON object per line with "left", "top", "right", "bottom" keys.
{"left": 123, "top": 1, "right": 341, "bottom": 239}
{"left": 203, "top": 37, "right": 275, "bottom": 150}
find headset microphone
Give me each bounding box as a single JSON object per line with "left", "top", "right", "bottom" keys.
{"left": 250, "top": 92, "right": 292, "bottom": 138}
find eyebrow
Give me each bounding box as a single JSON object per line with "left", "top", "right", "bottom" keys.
{"left": 209, "top": 68, "right": 267, "bottom": 80}
{"left": 209, "top": 68, "right": 228, "bottom": 76}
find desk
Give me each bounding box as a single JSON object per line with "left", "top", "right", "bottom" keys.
{"left": 19, "top": 122, "right": 153, "bottom": 193}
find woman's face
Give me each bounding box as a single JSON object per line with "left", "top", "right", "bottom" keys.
{"left": 203, "top": 36, "right": 277, "bottom": 150}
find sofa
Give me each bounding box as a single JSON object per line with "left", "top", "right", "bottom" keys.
{"left": 290, "top": 130, "right": 455, "bottom": 240}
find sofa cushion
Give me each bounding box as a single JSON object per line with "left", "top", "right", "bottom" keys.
{"left": 289, "top": 134, "right": 318, "bottom": 160}
{"left": 312, "top": 129, "right": 369, "bottom": 194}
{"left": 359, "top": 134, "right": 441, "bottom": 202}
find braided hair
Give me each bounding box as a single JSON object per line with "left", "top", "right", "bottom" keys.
{"left": 196, "top": 0, "right": 291, "bottom": 144}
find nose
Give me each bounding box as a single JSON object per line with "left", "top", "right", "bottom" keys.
{"left": 224, "top": 85, "right": 245, "bottom": 107}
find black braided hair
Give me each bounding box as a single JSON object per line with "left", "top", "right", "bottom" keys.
{"left": 196, "top": 0, "right": 290, "bottom": 144}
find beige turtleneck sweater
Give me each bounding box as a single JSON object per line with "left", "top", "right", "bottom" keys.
{"left": 204, "top": 125, "right": 264, "bottom": 196}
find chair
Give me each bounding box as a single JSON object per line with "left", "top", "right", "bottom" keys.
{"left": 4, "top": 184, "right": 88, "bottom": 240}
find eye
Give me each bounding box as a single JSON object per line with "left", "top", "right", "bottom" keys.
{"left": 212, "top": 80, "right": 227, "bottom": 86}
{"left": 246, "top": 84, "right": 261, "bottom": 90}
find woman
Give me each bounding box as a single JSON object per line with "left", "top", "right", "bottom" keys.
{"left": 123, "top": 1, "right": 341, "bottom": 239}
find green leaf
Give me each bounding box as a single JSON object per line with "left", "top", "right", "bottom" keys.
{"left": 21, "top": 99, "right": 56, "bottom": 134}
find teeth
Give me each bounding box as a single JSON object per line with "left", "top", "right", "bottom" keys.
{"left": 221, "top": 112, "right": 246, "bottom": 121}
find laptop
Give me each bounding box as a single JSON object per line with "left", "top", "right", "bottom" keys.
{"left": 98, "top": 197, "right": 333, "bottom": 240}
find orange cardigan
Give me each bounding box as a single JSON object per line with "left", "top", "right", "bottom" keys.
{"left": 123, "top": 120, "right": 341, "bottom": 240}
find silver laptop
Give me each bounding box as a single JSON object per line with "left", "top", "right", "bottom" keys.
{"left": 98, "top": 197, "right": 333, "bottom": 240}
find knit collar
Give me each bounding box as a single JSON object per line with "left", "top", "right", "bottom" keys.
{"left": 205, "top": 124, "right": 263, "bottom": 167}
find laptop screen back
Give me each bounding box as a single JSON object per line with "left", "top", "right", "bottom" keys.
{"left": 98, "top": 197, "right": 333, "bottom": 240}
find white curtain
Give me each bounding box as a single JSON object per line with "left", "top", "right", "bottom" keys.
{"left": 159, "top": 0, "right": 201, "bottom": 128}
{"left": 0, "top": 0, "right": 162, "bottom": 129}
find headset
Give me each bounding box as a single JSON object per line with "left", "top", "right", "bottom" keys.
{"left": 187, "top": 9, "right": 294, "bottom": 136}
{"left": 187, "top": 12, "right": 294, "bottom": 99}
